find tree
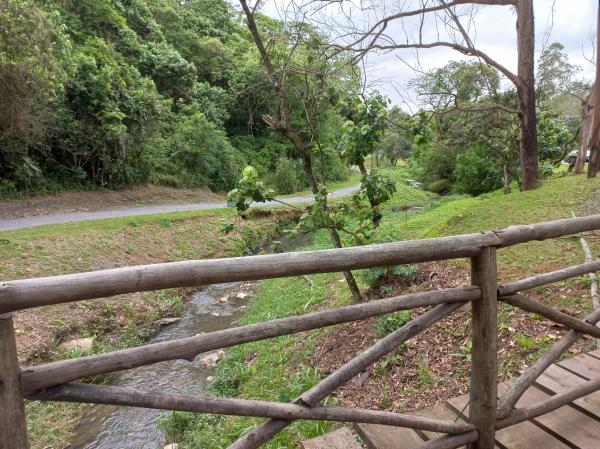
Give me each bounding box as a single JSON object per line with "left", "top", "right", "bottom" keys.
{"left": 536, "top": 43, "right": 582, "bottom": 105}
{"left": 588, "top": 4, "right": 600, "bottom": 178}
{"left": 237, "top": 0, "right": 363, "bottom": 302}
{"left": 323, "top": 0, "right": 539, "bottom": 190}
{"left": 378, "top": 108, "right": 414, "bottom": 166}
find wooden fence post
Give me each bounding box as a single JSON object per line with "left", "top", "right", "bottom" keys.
{"left": 469, "top": 246, "right": 497, "bottom": 449}
{"left": 0, "top": 313, "right": 29, "bottom": 448}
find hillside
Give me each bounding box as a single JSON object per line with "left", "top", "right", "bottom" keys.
{"left": 0, "top": 0, "right": 352, "bottom": 197}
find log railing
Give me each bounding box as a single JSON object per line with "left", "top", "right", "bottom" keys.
{"left": 3, "top": 215, "right": 600, "bottom": 449}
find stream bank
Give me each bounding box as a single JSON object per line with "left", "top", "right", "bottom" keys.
{"left": 67, "top": 282, "right": 255, "bottom": 449}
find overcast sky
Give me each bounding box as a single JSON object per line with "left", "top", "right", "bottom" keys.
{"left": 261, "top": 1, "right": 597, "bottom": 110}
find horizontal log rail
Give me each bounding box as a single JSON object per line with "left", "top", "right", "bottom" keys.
{"left": 20, "top": 288, "right": 478, "bottom": 392}
{"left": 3, "top": 215, "right": 600, "bottom": 315}
{"left": 25, "top": 383, "right": 474, "bottom": 434}
{"left": 0, "top": 233, "right": 499, "bottom": 314}
{"left": 498, "top": 258, "right": 600, "bottom": 296}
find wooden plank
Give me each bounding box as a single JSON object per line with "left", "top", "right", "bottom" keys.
{"left": 499, "top": 382, "right": 600, "bottom": 449}
{"left": 0, "top": 314, "right": 28, "bottom": 448}
{"left": 588, "top": 348, "right": 600, "bottom": 360}
{"left": 353, "top": 422, "right": 426, "bottom": 449}
{"left": 558, "top": 353, "right": 600, "bottom": 380}
{"left": 535, "top": 364, "right": 600, "bottom": 419}
{"left": 469, "top": 246, "right": 498, "bottom": 449}
{"left": 301, "top": 427, "right": 362, "bottom": 449}
{"left": 414, "top": 403, "right": 464, "bottom": 441}
{"left": 448, "top": 388, "right": 570, "bottom": 449}
{"left": 22, "top": 288, "right": 479, "bottom": 392}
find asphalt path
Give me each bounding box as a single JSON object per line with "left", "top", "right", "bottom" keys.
{"left": 0, "top": 184, "right": 361, "bottom": 232}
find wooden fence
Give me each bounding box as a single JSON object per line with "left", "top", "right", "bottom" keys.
{"left": 3, "top": 215, "right": 600, "bottom": 449}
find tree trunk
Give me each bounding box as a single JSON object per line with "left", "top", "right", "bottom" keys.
{"left": 516, "top": 0, "right": 538, "bottom": 190}
{"left": 588, "top": 4, "right": 600, "bottom": 178}
{"left": 357, "top": 162, "right": 382, "bottom": 227}
{"left": 575, "top": 89, "right": 593, "bottom": 174}
{"left": 502, "top": 163, "right": 511, "bottom": 194}
{"left": 301, "top": 152, "right": 363, "bottom": 303}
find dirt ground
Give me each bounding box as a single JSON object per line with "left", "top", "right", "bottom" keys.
{"left": 309, "top": 261, "right": 591, "bottom": 413}
{"left": 0, "top": 184, "right": 223, "bottom": 219}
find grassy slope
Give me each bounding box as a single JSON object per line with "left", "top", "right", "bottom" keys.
{"left": 168, "top": 172, "right": 600, "bottom": 448}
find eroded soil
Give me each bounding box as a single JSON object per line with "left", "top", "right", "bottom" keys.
{"left": 0, "top": 185, "right": 223, "bottom": 219}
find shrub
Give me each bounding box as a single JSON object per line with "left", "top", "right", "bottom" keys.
{"left": 374, "top": 311, "right": 411, "bottom": 337}
{"left": 313, "top": 154, "right": 350, "bottom": 183}
{"left": 455, "top": 144, "right": 502, "bottom": 195}
{"left": 263, "top": 157, "right": 306, "bottom": 194}
{"left": 426, "top": 179, "right": 451, "bottom": 194}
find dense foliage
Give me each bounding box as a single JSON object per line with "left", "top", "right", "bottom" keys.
{"left": 405, "top": 56, "right": 585, "bottom": 196}
{"left": 0, "top": 0, "right": 354, "bottom": 196}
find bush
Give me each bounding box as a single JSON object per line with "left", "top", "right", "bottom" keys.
{"left": 455, "top": 144, "right": 502, "bottom": 195}
{"left": 313, "top": 154, "right": 350, "bottom": 183}
{"left": 538, "top": 160, "right": 555, "bottom": 179}
{"left": 373, "top": 311, "right": 411, "bottom": 337}
{"left": 263, "top": 157, "right": 306, "bottom": 194}
{"left": 426, "top": 179, "right": 451, "bottom": 194}
{"left": 153, "top": 111, "right": 240, "bottom": 191}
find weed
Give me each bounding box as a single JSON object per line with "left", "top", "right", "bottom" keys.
{"left": 157, "top": 411, "right": 195, "bottom": 443}
{"left": 417, "top": 361, "right": 434, "bottom": 388}
{"left": 451, "top": 338, "right": 472, "bottom": 361}
{"left": 380, "top": 386, "right": 392, "bottom": 409}
{"left": 373, "top": 311, "right": 411, "bottom": 337}
{"left": 122, "top": 303, "right": 135, "bottom": 318}
{"left": 516, "top": 332, "right": 535, "bottom": 351}
{"left": 373, "top": 354, "right": 405, "bottom": 377}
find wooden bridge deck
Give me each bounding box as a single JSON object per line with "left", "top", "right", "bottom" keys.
{"left": 354, "top": 349, "right": 600, "bottom": 449}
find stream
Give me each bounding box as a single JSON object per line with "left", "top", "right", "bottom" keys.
{"left": 67, "top": 282, "right": 256, "bottom": 449}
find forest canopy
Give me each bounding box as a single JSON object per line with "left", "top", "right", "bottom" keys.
{"left": 0, "top": 0, "right": 356, "bottom": 196}
{"left": 0, "top": 0, "right": 591, "bottom": 199}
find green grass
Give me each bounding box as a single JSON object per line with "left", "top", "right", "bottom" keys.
{"left": 165, "top": 170, "right": 600, "bottom": 448}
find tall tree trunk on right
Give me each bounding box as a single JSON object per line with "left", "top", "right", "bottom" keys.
{"left": 516, "top": 0, "right": 538, "bottom": 190}
{"left": 575, "top": 89, "right": 593, "bottom": 174}
{"left": 588, "top": 4, "right": 600, "bottom": 178}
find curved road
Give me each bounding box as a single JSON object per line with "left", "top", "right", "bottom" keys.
{"left": 0, "top": 185, "right": 361, "bottom": 232}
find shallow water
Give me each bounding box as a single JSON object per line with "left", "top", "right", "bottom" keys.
{"left": 67, "top": 282, "right": 254, "bottom": 449}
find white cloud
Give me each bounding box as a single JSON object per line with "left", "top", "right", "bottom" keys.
{"left": 259, "top": 0, "right": 597, "bottom": 108}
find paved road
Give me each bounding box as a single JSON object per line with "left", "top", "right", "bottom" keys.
{"left": 0, "top": 185, "right": 361, "bottom": 232}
